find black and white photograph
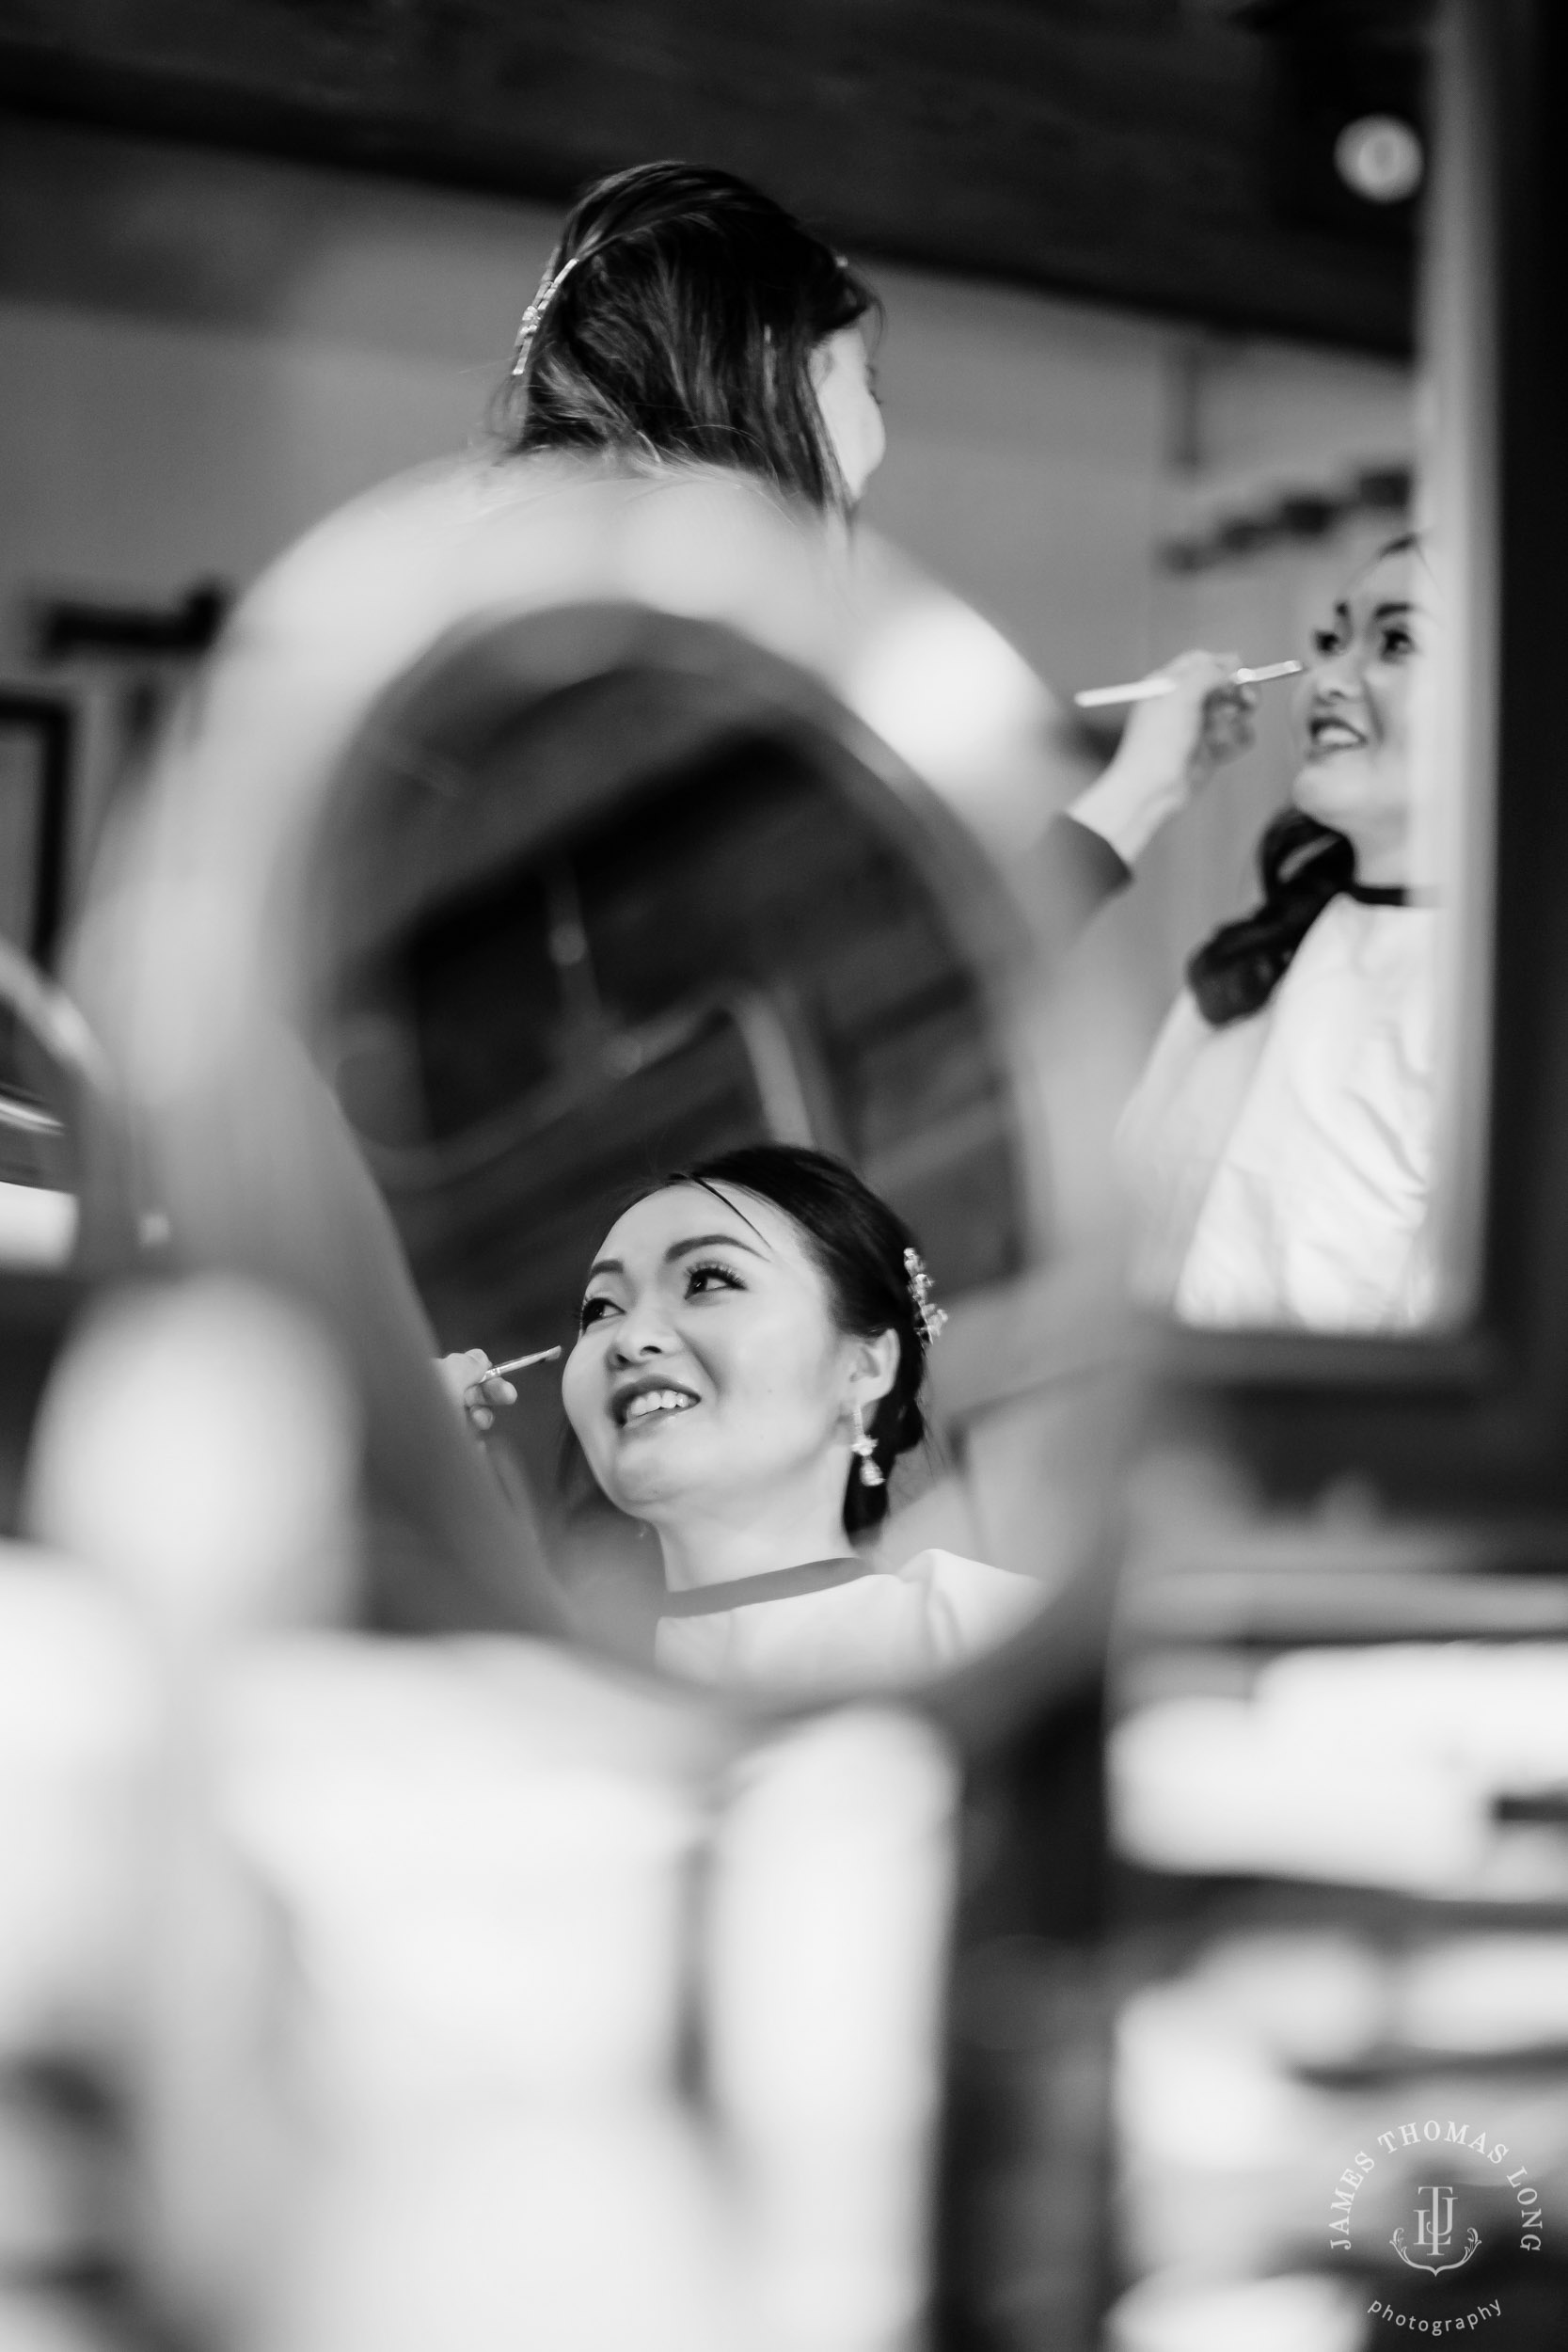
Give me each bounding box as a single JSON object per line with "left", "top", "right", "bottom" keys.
{"left": 0, "top": 5, "right": 1563, "bottom": 2348}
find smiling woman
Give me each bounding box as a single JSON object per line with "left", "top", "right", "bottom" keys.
{"left": 1293, "top": 533, "right": 1426, "bottom": 883}
{"left": 1117, "top": 534, "right": 1437, "bottom": 1329}
{"left": 451, "top": 1143, "right": 1039, "bottom": 1692}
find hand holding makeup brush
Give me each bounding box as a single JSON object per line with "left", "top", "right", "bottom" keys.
{"left": 1067, "top": 648, "right": 1259, "bottom": 866}
{"left": 436, "top": 1345, "right": 561, "bottom": 1435}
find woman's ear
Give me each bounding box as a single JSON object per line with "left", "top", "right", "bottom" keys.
{"left": 850, "top": 1327, "right": 900, "bottom": 1407}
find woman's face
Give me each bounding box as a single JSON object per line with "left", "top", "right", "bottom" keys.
{"left": 562, "top": 1182, "right": 890, "bottom": 1527}
{"left": 1291, "top": 546, "right": 1428, "bottom": 876}
{"left": 811, "top": 326, "right": 886, "bottom": 502}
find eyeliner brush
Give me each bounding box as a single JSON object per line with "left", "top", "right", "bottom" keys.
{"left": 1074, "top": 658, "right": 1304, "bottom": 709}
{"left": 484, "top": 1346, "right": 562, "bottom": 1377}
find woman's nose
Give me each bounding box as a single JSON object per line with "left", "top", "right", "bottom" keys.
{"left": 607, "top": 1298, "right": 676, "bottom": 1364}
{"left": 1313, "top": 645, "right": 1363, "bottom": 700}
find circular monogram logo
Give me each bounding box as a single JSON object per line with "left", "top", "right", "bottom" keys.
{"left": 1330, "top": 2116, "right": 1545, "bottom": 2334}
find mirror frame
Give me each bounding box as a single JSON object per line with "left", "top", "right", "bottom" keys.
{"left": 1133, "top": 0, "right": 1568, "bottom": 1529}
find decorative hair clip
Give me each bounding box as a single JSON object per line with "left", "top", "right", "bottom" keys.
{"left": 509, "top": 250, "right": 584, "bottom": 380}
{"left": 904, "top": 1248, "right": 947, "bottom": 1346}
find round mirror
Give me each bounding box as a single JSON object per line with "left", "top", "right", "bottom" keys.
{"left": 84, "top": 457, "right": 1143, "bottom": 1720}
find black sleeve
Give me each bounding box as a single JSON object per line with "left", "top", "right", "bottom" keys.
{"left": 1038, "top": 810, "right": 1133, "bottom": 953}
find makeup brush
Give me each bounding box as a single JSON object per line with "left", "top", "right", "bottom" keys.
{"left": 481, "top": 1346, "right": 562, "bottom": 1378}
{"left": 1073, "top": 658, "right": 1304, "bottom": 709}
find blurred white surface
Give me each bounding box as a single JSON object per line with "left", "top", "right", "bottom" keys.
{"left": 0, "top": 1552, "right": 156, "bottom": 2054}
{"left": 1107, "top": 2270, "right": 1364, "bottom": 2352}
{"left": 0, "top": 1184, "right": 75, "bottom": 1269}
{"left": 709, "top": 1710, "right": 958, "bottom": 2352}
{"left": 27, "top": 1279, "right": 362, "bottom": 1641}
{"left": 11, "top": 1267, "right": 960, "bottom": 2352}
{"left": 0, "top": 2295, "right": 136, "bottom": 2352}
{"left": 1112, "top": 1644, "right": 1568, "bottom": 1894}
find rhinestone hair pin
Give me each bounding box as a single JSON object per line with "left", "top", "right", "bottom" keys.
{"left": 509, "top": 250, "right": 583, "bottom": 380}
{"left": 904, "top": 1248, "right": 947, "bottom": 1346}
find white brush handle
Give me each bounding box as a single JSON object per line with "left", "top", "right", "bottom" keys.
{"left": 485, "top": 1346, "right": 562, "bottom": 1376}
{"left": 1073, "top": 658, "right": 1303, "bottom": 709}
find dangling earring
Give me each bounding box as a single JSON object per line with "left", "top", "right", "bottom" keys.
{"left": 850, "top": 1399, "right": 884, "bottom": 1487}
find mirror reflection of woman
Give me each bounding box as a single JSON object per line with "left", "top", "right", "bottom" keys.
{"left": 1118, "top": 535, "right": 1437, "bottom": 1329}
{"left": 465, "top": 1145, "right": 1037, "bottom": 1693}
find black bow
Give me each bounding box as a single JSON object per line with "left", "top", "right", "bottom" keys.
{"left": 1187, "top": 809, "right": 1406, "bottom": 1027}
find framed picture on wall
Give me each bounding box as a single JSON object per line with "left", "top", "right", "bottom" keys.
{"left": 0, "top": 690, "right": 71, "bottom": 971}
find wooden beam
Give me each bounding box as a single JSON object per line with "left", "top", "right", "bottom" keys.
{"left": 0, "top": 0, "right": 1414, "bottom": 350}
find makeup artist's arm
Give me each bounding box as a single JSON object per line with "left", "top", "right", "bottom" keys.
{"left": 1044, "top": 649, "right": 1257, "bottom": 941}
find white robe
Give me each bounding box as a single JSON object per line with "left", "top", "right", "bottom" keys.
{"left": 655, "top": 1549, "right": 1041, "bottom": 1694}
{"left": 1119, "top": 897, "right": 1437, "bottom": 1331}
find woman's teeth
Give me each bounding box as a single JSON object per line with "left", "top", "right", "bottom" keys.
{"left": 623, "top": 1390, "right": 696, "bottom": 1423}
{"left": 1312, "top": 720, "right": 1366, "bottom": 750}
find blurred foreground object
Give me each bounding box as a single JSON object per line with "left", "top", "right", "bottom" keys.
{"left": 12, "top": 1279, "right": 961, "bottom": 2351}
{"left": 1104, "top": 1467, "right": 1568, "bottom": 2349}
{"left": 0, "top": 1554, "right": 156, "bottom": 2333}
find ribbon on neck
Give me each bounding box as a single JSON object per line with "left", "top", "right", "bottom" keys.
{"left": 1187, "top": 809, "right": 1409, "bottom": 1027}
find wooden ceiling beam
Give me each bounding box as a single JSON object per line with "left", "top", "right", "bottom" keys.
{"left": 0, "top": 0, "right": 1414, "bottom": 351}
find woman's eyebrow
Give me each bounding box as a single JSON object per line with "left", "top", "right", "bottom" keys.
{"left": 664, "top": 1231, "right": 768, "bottom": 1263}
{"left": 584, "top": 1257, "right": 624, "bottom": 1283}
{"left": 1370, "top": 599, "right": 1420, "bottom": 621}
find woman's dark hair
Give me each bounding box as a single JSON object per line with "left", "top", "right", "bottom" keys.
{"left": 666, "top": 1142, "right": 929, "bottom": 1535}
{"left": 492, "top": 162, "right": 877, "bottom": 514}
{"left": 1187, "top": 808, "right": 1356, "bottom": 1025}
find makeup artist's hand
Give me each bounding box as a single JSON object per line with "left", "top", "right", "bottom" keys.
{"left": 1069, "top": 650, "right": 1258, "bottom": 866}
{"left": 436, "top": 1349, "right": 518, "bottom": 1436}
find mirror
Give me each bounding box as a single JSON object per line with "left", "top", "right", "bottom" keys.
{"left": 1029, "top": 5, "right": 1466, "bottom": 1345}
{"left": 82, "top": 462, "right": 1141, "bottom": 1700}
{"left": 317, "top": 607, "right": 1041, "bottom": 1669}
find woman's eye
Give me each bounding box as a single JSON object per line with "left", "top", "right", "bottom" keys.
{"left": 686, "top": 1260, "right": 744, "bottom": 1297}
{"left": 578, "top": 1295, "right": 617, "bottom": 1329}
{"left": 1380, "top": 625, "right": 1417, "bottom": 660}
{"left": 1310, "top": 627, "right": 1343, "bottom": 658}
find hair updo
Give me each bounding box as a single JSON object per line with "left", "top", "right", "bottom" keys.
{"left": 492, "top": 161, "right": 877, "bottom": 515}
{"left": 667, "top": 1142, "right": 930, "bottom": 1534}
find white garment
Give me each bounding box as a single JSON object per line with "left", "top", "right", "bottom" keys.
{"left": 655, "top": 1549, "right": 1040, "bottom": 1695}
{"left": 1119, "top": 898, "right": 1437, "bottom": 1331}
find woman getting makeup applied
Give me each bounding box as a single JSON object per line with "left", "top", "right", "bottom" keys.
{"left": 455, "top": 1147, "right": 1038, "bottom": 1693}
{"left": 1117, "top": 535, "right": 1436, "bottom": 1330}
{"left": 490, "top": 158, "right": 1252, "bottom": 945}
